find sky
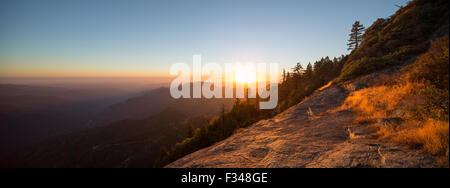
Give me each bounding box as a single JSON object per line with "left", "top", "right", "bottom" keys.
{"left": 0, "top": 0, "right": 410, "bottom": 79}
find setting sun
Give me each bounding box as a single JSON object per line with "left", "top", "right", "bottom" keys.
{"left": 235, "top": 66, "right": 257, "bottom": 84}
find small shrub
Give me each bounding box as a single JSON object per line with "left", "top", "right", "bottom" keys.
{"left": 404, "top": 35, "right": 449, "bottom": 90}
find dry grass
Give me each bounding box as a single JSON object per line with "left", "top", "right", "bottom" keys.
{"left": 341, "top": 81, "right": 425, "bottom": 123}
{"left": 386, "top": 120, "right": 448, "bottom": 166}
{"left": 307, "top": 107, "right": 316, "bottom": 120}
{"left": 397, "top": 120, "right": 448, "bottom": 153}
{"left": 347, "top": 127, "right": 363, "bottom": 139}
{"left": 342, "top": 81, "right": 449, "bottom": 166}
{"left": 318, "top": 81, "right": 334, "bottom": 91}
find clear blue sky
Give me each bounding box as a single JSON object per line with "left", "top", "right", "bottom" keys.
{"left": 0, "top": 0, "right": 410, "bottom": 78}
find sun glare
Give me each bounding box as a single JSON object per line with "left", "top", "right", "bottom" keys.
{"left": 235, "top": 67, "right": 256, "bottom": 84}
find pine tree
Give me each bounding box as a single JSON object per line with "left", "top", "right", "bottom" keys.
{"left": 187, "top": 124, "right": 195, "bottom": 138}
{"left": 292, "top": 62, "right": 304, "bottom": 75}
{"left": 347, "top": 21, "right": 365, "bottom": 51}
{"left": 305, "top": 63, "right": 313, "bottom": 78}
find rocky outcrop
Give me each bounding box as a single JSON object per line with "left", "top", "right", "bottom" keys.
{"left": 167, "top": 83, "right": 437, "bottom": 168}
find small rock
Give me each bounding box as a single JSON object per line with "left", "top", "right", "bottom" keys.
{"left": 391, "top": 109, "right": 406, "bottom": 117}
{"left": 377, "top": 118, "right": 403, "bottom": 127}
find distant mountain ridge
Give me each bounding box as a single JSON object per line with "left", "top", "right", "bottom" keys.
{"left": 0, "top": 86, "right": 234, "bottom": 167}
{"left": 93, "top": 87, "right": 234, "bottom": 126}
{"left": 0, "top": 108, "right": 193, "bottom": 168}
{"left": 0, "top": 84, "right": 141, "bottom": 157}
